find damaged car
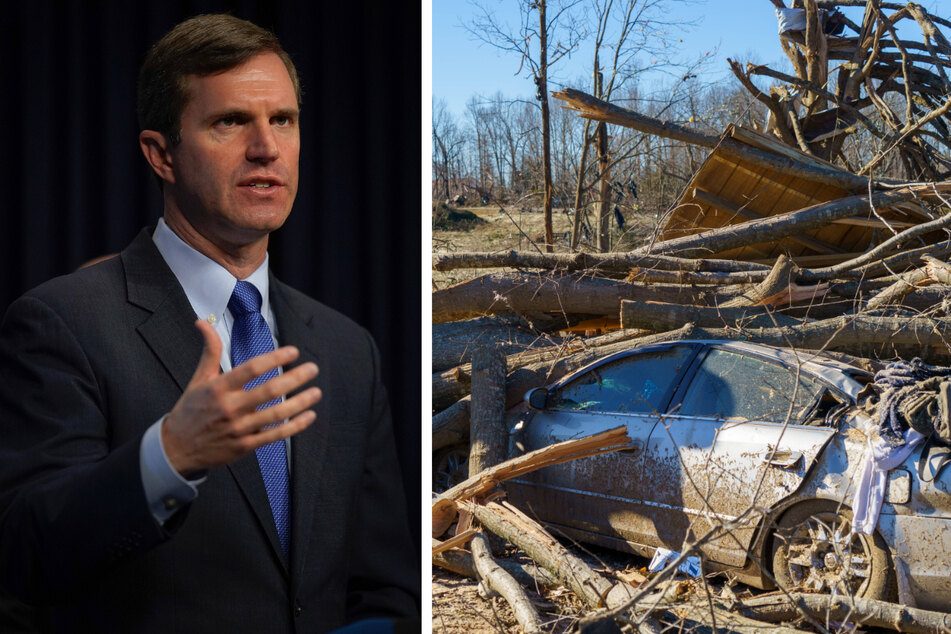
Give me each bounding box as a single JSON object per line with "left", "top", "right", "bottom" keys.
{"left": 503, "top": 339, "right": 951, "bottom": 610}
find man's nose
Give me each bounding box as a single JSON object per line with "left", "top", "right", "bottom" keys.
{"left": 246, "top": 121, "right": 280, "bottom": 162}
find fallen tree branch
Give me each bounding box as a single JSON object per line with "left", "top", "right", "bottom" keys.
{"left": 433, "top": 250, "right": 770, "bottom": 274}
{"left": 468, "top": 500, "right": 616, "bottom": 609}
{"left": 677, "top": 315, "right": 951, "bottom": 357}
{"left": 433, "top": 396, "right": 469, "bottom": 453}
{"left": 470, "top": 533, "right": 543, "bottom": 633}
{"left": 432, "top": 425, "right": 631, "bottom": 537}
{"left": 735, "top": 592, "right": 951, "bottom": 633}
{"left": 553, "top": 87, "right": 870, "bottom": 191}
{"left": 863, "top": 267, "right": 932, "bottom": 312}
{"left": 620, "top": 300, "right": 801, "bottom": 331}
{"left": 632, "top": 185, "right": 949, "bottom": 259}
{"left": 721, "top": 254, "right": 800, "bottom": 307}
{"left": 432, "top": 272, "right": 732, "bottom": 323}
{"left": 431, "top": 538, "right": 562, "bottom": 589}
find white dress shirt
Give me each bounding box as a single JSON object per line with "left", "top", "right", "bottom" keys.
{"left": 139, "top": 218, "right": 280, "bottom": 524}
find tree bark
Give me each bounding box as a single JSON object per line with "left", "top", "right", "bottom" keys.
{"left": 597, "top": 120, "right": 611, "bottom": 252}
{"left": 468, "top": 348, "right": 507, "bottom": 478}
{"left": 538, "top": 0, "right": 554, "bottom": 253}
{"left": 863, "top": 267, "right": 932, "bottom": 311}
{"left": 468, "top": 500, "right": 615, "bottom": 609}
{"left": 571, "top": 119, "right": 594, "bottom": 251}
{"left": 632, "top": 187, "right": 933, "bottom": 259}
{"left": 669, "top": 315, "right": 951, "bottom": 358}
{"left": 721, "top": 254, "right": 799, "bottom": 307}
{"left": 433, "top": 315, "right": 549, "bottom": 372}
{"left": 620, "top": 300, "right": 802, "bottom": 331}
{"left": 432, "top": 250, "right": 770, "bottom": 274}
{"left": 470, "top": 533, "right": 543, "bottom": 634}
{"left": 432, "top": 538, "right": 563, "bottom": 589}
{"left": 735, "top": 592, "right": 951, "bottom": 633}
{"left": 432, "top": 272, "right": 736, "bottom": 324}
{"left": 433, "top": 396, "right": 469, "bottom": 453}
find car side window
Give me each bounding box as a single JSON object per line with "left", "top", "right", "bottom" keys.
{"left": 677, "top": 348, "right": 824, "bottom": 423}
{"left": 549, "top": 346, "right": 694, "bottom": 413}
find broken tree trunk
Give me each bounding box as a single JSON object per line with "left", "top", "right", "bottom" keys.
{"left": 470, "top": 533, "right": 543, "bottom": 634}
{"left": 432, "top": 272, "right": 742, "bottom": 323}
{"left": 629, "top": 596, "right": 814, "bottom": 634}
{"left": 863, "top": 267, "right": 932, "bottom": 311}
{"left": 800, "top": 238, "right": 951, "bottom": 283}
{"left": 433, "top": 396, "right": 469, "bottom": 453}
{"left": 468, "top": 500, "right": 615, "bottom": 609}
{"left": 431, "top": 538, "right": 562, "bottom": 589}
{"left": 720, "top": 254, "right": 799, "bottom": 307}
{"left": 620, "top": 300, "right": 803, "bottom": 331}
{"left": 735, "top": 592, "right": 951, "bottom": 634}
{"left": 468, "top": 347, "right": 507, "bottom": 477}
{"left": 432, "top": 425, "right": 630, "bottom": 537}
{"left": 670, "top": 315, "right": 951, "bottom": 358}
{"left": 432, "top": 250, "right": 770, "bottom": 274}
{"left": 552, "top": 87, "right": 871, "bottom": 191}
{"left": 631, "top": 186, "right": 940, "bottom": 259}
{"left": 433, "top": 315, "right": 552, "bottom": 372}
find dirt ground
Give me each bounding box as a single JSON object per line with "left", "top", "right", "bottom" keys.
{"left": 432, "top": 544, "right": 651, "bottom": 633}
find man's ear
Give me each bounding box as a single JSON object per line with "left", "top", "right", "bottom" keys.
{"left": 139, "top": 130, "right": 175, "bottom": 184}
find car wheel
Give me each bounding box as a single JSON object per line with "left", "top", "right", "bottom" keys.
{"left": 433, "top": 444, "right": 469, "bottom": 493}
{"left": 771, "top": 501, "right": 894, "bottom": 600}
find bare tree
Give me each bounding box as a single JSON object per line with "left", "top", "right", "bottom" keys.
{"left": 432, "top": 99, "right": 466, "bottom": 202}
{"left": 468, "top": 0, "right": 586, "bottom": 251}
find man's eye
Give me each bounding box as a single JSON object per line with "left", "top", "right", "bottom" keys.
{"left": 216, "top": 117, "right": 239, "bottom": 128}
{"left": 273, "top": 116, "right": 291, "bottom": 127}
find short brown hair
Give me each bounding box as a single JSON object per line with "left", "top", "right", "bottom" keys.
{"left": 137, "top": 14, "right": 301, "bottom": 144}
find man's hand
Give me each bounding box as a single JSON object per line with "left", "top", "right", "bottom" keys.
{"left": 162, "top": 319, "right": 321, "bottom": 476}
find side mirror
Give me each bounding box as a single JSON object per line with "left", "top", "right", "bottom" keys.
{"left": 525, "top": 387, "right": 548, "bottom": 410}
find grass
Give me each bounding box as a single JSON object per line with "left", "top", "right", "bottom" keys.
{"left": 431, "top": 203, "right": 663, "bottom": 289}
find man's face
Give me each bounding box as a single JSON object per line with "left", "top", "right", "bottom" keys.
{"left": 165, "top": 52, "right": 300, "bottom": 249}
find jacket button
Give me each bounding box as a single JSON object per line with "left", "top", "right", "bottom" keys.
{"left": 295, "top": 604, "right": 302, "bottom": 618}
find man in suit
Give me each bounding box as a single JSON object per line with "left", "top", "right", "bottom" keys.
{"left": 0, "top": 14, "right": 418, "bottom": 632}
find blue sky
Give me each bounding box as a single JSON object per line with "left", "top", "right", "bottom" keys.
{"left": 431, "top": 0, "right": 944, "bottom": 119}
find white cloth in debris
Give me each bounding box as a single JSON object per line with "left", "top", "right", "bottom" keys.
{"left": 775, "top": 8, "right": 807, "bottom": 33}
{"left": 648, "top": 547, "right": 701, "bottom": 578}
{"left": 852, "top": 416, "right": 924, "bottom": 535}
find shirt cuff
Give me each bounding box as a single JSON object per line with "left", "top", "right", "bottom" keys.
{"left": 140, "top": 416, "right": 205, "bottom": 524}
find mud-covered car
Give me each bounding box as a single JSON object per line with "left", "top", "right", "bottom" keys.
{"left": 505, "top": 339, "right": 951, "bottom": 609}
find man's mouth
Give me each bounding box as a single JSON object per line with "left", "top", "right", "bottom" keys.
{"left": 239, "top": 176, "right": 283, "bottom": 190}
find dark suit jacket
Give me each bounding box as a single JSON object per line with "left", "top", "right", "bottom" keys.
{"left": 0, "top": 229, "right": 418, "bottom": 633}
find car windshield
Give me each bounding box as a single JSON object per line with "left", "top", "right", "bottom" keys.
{"left": 677, "top": 348, "right": 824, "bottom": 423}
{"left": 549, "top": 345, "right": 694, "bottom": 413}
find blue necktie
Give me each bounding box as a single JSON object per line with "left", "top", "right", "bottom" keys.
{"left": 229, "top": 280, "right": 290, "bottom": 560}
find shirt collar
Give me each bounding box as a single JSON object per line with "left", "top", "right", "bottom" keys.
{"left": 152, "top": 217, "right": 270, "bottom": 323}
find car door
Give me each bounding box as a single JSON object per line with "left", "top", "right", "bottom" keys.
{"left": 508, "top": 343, "right": 699, "bottom": 549}
{"left": 648, "top": 346, "right": 838, "bottom": 566}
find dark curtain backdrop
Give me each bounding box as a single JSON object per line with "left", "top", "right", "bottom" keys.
{"left": 0, "top": 0, "right": 421, "bottom": 549}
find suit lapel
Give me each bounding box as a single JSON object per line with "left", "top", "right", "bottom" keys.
{"left": 122, "top": 229, "right": 289, "bottom": 573}
{"left": 123, "top": 229, "right": 204, "bottom": 393}
{"left": 270, "top": 278, "right": 332, "bottom": 588}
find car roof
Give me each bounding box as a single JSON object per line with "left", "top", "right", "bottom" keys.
{"left": 552, "top": 339, "right": 869, "bottom": 400}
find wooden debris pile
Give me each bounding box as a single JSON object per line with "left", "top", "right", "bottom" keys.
{"left": 431, "top": 2, "right": 951, "bottom": 630}
{"left": 432, "top": 1, "right": 951, "bottom": 424}
{"left": 432, "top": 426, "right": 951, "bottom": 633}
